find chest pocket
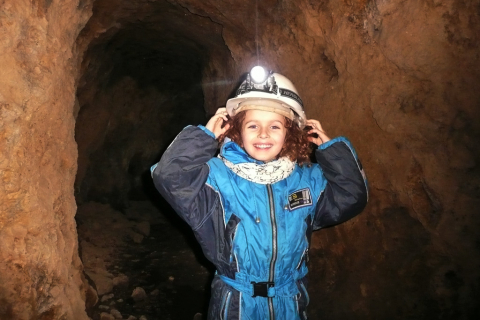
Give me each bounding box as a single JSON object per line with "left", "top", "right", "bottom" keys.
{"left": 288, "top": 188, "right": 313, "bottom": 211}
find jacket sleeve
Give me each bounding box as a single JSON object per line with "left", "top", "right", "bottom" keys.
{"left": 151, "top": 125, "right": 220, "bottom": 229}
{"left": 313, "top": 137, "right": 368, "bottom": 230}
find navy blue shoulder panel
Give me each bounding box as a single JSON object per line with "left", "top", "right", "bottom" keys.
{"left": 313, "top": 137, "right": 368, "bottom": 230}
{"left": 152, "top": 126, "right": 238, "bottom": 274}
{"left": 152, "top": 126, "right": 220, "bottom": 230}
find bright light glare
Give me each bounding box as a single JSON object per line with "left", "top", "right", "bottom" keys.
{"left": 250, "top": 66, "right": 267, "bottom": 83}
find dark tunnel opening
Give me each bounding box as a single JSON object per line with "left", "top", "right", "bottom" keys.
{"left": 75, "top": 26, "right": 207, "bottom": 209}
{"left": 73, "top": 3, "right": 234, "bottom": 318}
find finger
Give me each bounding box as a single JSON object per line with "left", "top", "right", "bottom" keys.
{"left": 306, "top": 122, "right": 316, "bottom": 130}
{"left": 213, "top": 113, "right": 228, "bottom": 121}
{"left": 218, "top": 112, "right": 229, "bottom": 121}
{"left": 217, "top": 116, "right": 229, "bottom": 128}
{"left": 221, "top": 123, "right": 231, "bottom": 133}
{"left": 309, "top": 129, "right": 325, "bottom": 134}
{"left": 218, "top": 111, "right": 228, "bottom": 118}
{"left": 216, "top": 124, "right": 230, "bottom": 137}
{"left": 308, "top": 125, "right": 325, "bottom": 134}
{"left": 215, "top": 108, "right": 228, "bottom": 115}
{"left": 306, "top": 119, "right": 321, "bottom": 128}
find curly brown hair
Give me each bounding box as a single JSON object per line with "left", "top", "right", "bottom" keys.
{"left": 219, "top": 111, "right": 312, "bottom": 165}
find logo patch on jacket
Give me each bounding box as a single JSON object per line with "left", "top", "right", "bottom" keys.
{"left": 288, "top": 188, "right": 312, "bottom": 210}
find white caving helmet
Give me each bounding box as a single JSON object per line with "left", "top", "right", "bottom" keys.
{"left": 226, "top": 66, "right": 307, "bottom": 128}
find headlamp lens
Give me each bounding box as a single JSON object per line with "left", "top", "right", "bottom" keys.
{"left": 250, "top": 66, "right": 268, "bottom": 84}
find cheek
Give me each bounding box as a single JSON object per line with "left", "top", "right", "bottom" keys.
{"left": 278, "top": 137, "right": 287, "bottom": 152}
{"left": 239, "top": 131, "right": 247, "bottom": 147}
{"left": 277, "top": 131, "right": 287, "bottom": 145}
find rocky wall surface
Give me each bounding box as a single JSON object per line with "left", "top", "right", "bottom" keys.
{"left": 0, "top": 0, "right": 92, "bottom": 319}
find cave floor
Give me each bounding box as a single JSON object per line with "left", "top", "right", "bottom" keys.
{"left": 78, "top": 201, "right": 213, "bottom": 320}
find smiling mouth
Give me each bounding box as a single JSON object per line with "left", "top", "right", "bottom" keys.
{"left": 253, "top": 144, "right": 273, "bottom": 149}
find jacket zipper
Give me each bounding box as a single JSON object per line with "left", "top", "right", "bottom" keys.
{"left": 267, "top": 184, "right": 277, "bottom": 320}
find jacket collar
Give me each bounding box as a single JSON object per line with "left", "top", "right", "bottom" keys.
{"left": 218, "top": 138, "right": 296, "bottom": 184}
{"left": 220, "top": 138, "right": 264, "bottom": 165}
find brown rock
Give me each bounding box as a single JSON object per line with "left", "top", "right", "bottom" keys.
{"left": 110, "top": 309, "right": 123, "bottom": 319}
{"left": 112, "top": 274, "right": 129, "bottom": 287}
{"left": 129, "top": 231, "right": 144, "bottom": 244}
{"left": 100, "top": 312, "right": 115, "bottom": 320}
{"left": 84, "top": 282, "right": 99, "bottom": 313}
{"left": 85, "top": 269, "right": 114, "bottom": 296}
{"left": 134, "top": 221, "right": 150, "bottom": 237}
{"left": 131, "top": 287, "right": 147, "bottom": 302}
{"left": 150, "top": 289, "right": 160, "bottom": 296}
{"left": 101, "top": 293, "right": 115, "bottom": 302}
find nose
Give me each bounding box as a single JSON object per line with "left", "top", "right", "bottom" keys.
{"left": 258, "top": 127, "right": 269, "bottom": 138}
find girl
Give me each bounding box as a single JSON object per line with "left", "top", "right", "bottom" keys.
{"left": 151, "top": 69, "right": 368, "bottom": 320}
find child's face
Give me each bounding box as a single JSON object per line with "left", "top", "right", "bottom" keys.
{"left": 241, "top": 109, "right": 287, "bottom": 162}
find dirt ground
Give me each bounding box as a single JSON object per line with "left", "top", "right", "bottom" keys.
{"left": 77, "top": 201, "right": 214, "bottom": 320}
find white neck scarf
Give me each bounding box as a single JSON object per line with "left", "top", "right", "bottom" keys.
{"left": 219, "top": 156, "right": 296, "bottom": 184}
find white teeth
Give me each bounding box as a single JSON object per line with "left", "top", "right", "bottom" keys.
{"left": 254, "top": 144, "right": 272, "bottom": 149}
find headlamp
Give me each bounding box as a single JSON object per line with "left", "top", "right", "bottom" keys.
{"left": 250, "top": 66, "right": 269, "bottom": 84}
{"left": 236, "top": 66, "right": 277, "bottom": 97}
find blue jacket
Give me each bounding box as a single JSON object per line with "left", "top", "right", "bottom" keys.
{"left": 152, "top": 125, "right": 368, "bottom": 320}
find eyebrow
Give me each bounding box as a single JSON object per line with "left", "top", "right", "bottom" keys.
{"left": 244, "top": 119, "right": 284, "bottom": 126}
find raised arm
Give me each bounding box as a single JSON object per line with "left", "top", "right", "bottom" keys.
{"left": 151, "top": 125, "right": 219, "bottom": 229}
{"left": 304, "top": 119, "right": 367, "bottom": 229}
{"left": 151, "top": 108, "right": 230, "bottom": 228}
{"left": 313, "top": 137, "right": 368, "bottom": 229}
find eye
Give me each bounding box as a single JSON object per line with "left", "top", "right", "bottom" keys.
{"left": 271, "top": 125, "right": 281, "bottom": 130}
{"left": 247, "top": 124, "right": 257, "bottom": 129}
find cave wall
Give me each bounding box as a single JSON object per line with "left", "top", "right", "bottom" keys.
{"left": 0, "top": 0, "right": 92, "bottom": 319}
{"left": 0, "top": 0, "right": 479, "bottom": 319}
{"left": 300, "top": 2, "right": 480, "bottom": 318}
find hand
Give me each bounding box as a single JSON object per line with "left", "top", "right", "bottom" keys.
{"left": 305, "top": 119, "right": 331, "bottom": 146}
{"left": 206, "top": 108, "right": 230, "bottom": 139}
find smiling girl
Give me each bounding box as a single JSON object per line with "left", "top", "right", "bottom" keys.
{"left": 152, "top": 69, "right": 368, "bottom": 320}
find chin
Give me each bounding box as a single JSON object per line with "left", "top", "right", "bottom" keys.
{"left": 250, "top": 152, "right": 279, "bottom": 162}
